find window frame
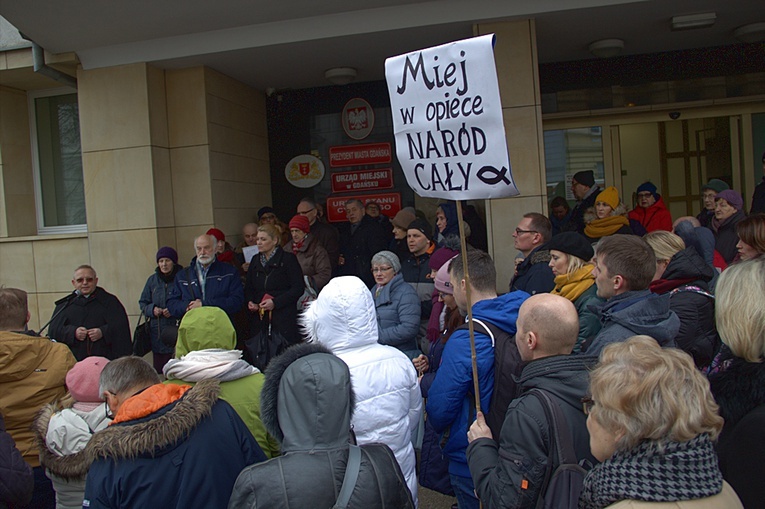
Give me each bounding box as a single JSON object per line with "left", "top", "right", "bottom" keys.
{"left": 28, "top": 86, "right": 87, "bottom": 234}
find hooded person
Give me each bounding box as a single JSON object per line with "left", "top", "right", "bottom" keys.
{"left": 163, "top": 306, "right": 279, "bottom": 458}
{"left": 301, "top": 276, "right": 423, "bottom": 504}
{"left": 33, "top": 357, "right": 111, "bottom": 509}
{"left": 434, "top": 202, "right": 460, "bottom": 246}
{"left": 228, "top": 343, "right": 415, "bottom": 508}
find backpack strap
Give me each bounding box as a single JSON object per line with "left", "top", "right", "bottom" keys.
{"left": 332, "top": 444, "right": 362, "bottom": 509}
{"left": 528, "top": 389, "right": 578, "bottom": 506}
{"left": 456, "top": 318, "right": 499, "bottom": 347}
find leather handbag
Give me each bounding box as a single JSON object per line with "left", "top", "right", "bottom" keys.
{"left": 132, "top": 314, "right": 152, "bottom": 357}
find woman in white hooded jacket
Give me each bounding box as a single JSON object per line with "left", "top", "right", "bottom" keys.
{"left": 302, "top": 275, "right": 423, "bottom": 506}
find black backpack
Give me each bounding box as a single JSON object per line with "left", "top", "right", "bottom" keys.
{"left": 456, "top": 318, "right": 522, "bottom": 438}
{"left": 528, "top": 389, "right": 590, "bottom": 509}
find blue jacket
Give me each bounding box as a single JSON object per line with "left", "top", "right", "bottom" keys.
{"left": 138, "top": 266, "right": 182, "bottom": 354}
{"left": 374, "top": 273, "right": 421, "bottom": 354}
{"left": 83, "top": 381, "right": 266, "bottom": 509}
{"left": 426, "top": 291, "right": 529, "bottom": 478}
{"left": 583, "top": 289, "right": 680, "bottom": 357}
{"left": 167, "top": 258, "right": 244, "bottom": 318}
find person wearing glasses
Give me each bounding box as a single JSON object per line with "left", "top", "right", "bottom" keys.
{"left": 627, "top": 181, "right": 673, "bottom": 233}
{"left": 579, "top": 336, "right": 742, "bottom": 508}
{"left": 466, "top": 293, "right": 598, "bottom": 509}
{"left": 370, "top": 250, "right": 421, "bottom": 358}
{"left": 509, "top": 212, "right": 555, "bottom": 296}
{"left": 567, "top": 170, "right": 602, "bottom": 234}
{"left": 257, "top": 206, "right": 289, "bottom": 246}
{"left": 296, "top": 197, "right": 340, "bottom": 272}
{"left": 49, "top": 265, "right": 132, "bottom": 361}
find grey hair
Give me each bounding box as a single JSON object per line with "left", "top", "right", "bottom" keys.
{"left": 194, "top": 234, "right": 218, "bottom": 248}
{"left": 371, "top": 250, "right": 401, "bottom": 273}
{"left": 99, "top": 357, "right": 160, "bottom": 396}
{"left": 345, "top": 199, "right": 364, "bottom": 208}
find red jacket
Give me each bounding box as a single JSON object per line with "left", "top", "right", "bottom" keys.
{"left": 628, "top": 196, "right": 673, "bottom": 233}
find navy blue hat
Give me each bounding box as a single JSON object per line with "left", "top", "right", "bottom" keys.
{"left": 257, "top": 206, "right": 275, "bottom": 219}
{"left": 156, "top": 246, "right": 178, "bottom": 264}
{"left": 637, "top": 181, "right": 659, "bottom": 201}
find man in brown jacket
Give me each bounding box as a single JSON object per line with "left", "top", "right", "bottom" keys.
{"left": 0, "top": 288, "right": 76, "bottom": 507}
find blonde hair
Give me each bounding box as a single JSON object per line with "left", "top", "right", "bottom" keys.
{"left": 257, "top": 223, "right": 282, "bottom": 247}
{"left": 644, "top": 231, "right": 685, "bottom": 263}
{"left": 715, "top": 258, "right": 765, "bottom": 362}
{"left": 589, "top": 336, "right": 723, "bottom": 452}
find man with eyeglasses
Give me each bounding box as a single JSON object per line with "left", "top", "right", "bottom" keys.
{"left": 337, "top": 199, "right": 389, "bottom": 288}
{"left": 564, "top": 170, "right": 601, "bottom": 234}
{"left": 83, "top": 356, "right": 266, "bottom": 509}
{"left": 466, "top": 293, "right": 598, "bottom": 508}
{"left": 49, "top": 265, "right": 132, "bottom": 361}
{"left": 509, "top": 213, "right": 555, "bottom": 296}
{"left": 297, "top": 197, "right": 340, "bottom": 271}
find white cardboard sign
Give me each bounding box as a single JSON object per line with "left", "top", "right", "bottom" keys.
{"left": 385, "top": 34, "right": 519, "bottom": 200}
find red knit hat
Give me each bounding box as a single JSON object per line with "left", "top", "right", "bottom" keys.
{"left": 206, "top": 228, "right": 225, "bottom": 242}
{"left": 288, "top": 214, "right": 310, "bottom": 234}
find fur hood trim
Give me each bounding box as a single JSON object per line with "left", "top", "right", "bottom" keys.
{"left": 33, "top": 400, "right": 91, "bottom": 480}
{"left": 34, "top": 379, "right": 220, "bottom": 473}
{"left": 261, "top": 343, "right": 355, "bottom": 444}
{"left": 710, "top": 358, "right": 765, "bottom": 429}
{"left": 583, "top": 202, "right": 627, "bottom": 224}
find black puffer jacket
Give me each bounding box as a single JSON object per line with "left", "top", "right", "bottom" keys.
{"left": 709, "top": 210, "right": 746, "bottom": 264}
{"left": 228, "top": 343, "right": 414, "bottom": 509}
{"left": 0, "top": 414, "right": 33, "bottom": 508}
{"left": 650, "top": 247, "right": 719, "bottom": 368}
{"left": 709, "top": 358, "right": 765, "bottom": 509}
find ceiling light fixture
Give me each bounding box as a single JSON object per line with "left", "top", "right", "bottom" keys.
{"left": 733, "top": 22, "right": 765, "bottom": 43}
{"left": 324, "top": 67, "right": 357, "bottom": 86}
{"left": 671, "top": 12, "right": 717, "bottom": 31}
{"left": 588, "top": 39, "right": 624, "bottom": 58}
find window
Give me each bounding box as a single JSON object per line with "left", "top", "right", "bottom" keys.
{"left": 29, "top": 88, "right": 86, "bottom": 232}
{"left": 544, "top": 127, "right": 605, "bottom": 204}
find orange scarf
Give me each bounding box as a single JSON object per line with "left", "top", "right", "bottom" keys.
{"left": 584, "top": 215, "right": 629, "bottom": 239}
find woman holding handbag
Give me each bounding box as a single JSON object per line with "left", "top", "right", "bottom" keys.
{"left": 138, "top": 246, "right": 183, "bottom": 373}
{"left": 245, "top": 224, "right": 304, "bottom": 358}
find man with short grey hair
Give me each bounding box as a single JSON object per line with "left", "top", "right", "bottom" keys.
{"left": 167, "top": 234, "right": 244, "bottom": 320}
{"left": 82, "top": 356, "right": 266, "bottom": 508}
{"left": 337, "top": 199, "right": 388, "bottom": 287}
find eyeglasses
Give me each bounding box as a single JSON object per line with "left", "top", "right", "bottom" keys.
{"left": 637, "top": 192, "right": 653, "bottom": 199}
{"left": 260, "top": 214, "right": 276, "bottom": 220}
{"left": 371, "top": 266, "right": 394, "bottom": 273}
{"left": 438, "top": 291, "right": 452, "bottom": 299}
{"left": 581, "top": 396, "right": 595, "bottom": 415}
{"left": 297, "top": 208, "right": 315, "bottom": 215}
{"left": 514, "top": 228, "right": 538, "bottom": 235}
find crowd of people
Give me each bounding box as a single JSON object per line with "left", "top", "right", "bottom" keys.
{"left": 1, "top": 159, "right": 764, "bottom": 508}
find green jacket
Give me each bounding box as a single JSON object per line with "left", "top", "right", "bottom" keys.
{"left": 164, "top": 307, "right": 280, "bottom": 458}
{"left": 573, "top": 284, "right": 604, "bottom": 354}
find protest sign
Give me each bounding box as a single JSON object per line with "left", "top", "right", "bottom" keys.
{"left": 385, "top": 34, "right": 519, "bottom": 200}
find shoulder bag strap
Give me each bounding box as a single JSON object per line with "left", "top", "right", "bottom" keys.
{"left": 332, "top": 444, "right": 362, "bottom": 509}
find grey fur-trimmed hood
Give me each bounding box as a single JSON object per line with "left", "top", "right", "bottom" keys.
{"left": 261, "top": 343, "right": 355, "bottom": 452}
{"left": 33, "top": 379, "right": 220, "bottom": 478}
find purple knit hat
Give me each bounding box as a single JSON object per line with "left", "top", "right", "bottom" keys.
{"left": 429, "top": 246, "right": 459, "bottom": 271}
{"left": 715, "top": 190, "right": 743, "bottom": 211}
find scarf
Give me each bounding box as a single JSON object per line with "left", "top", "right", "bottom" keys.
{"left": 157, "top": 264, "right": 181, "bottom": 284}
{"left": 578, "top": 434, "right": 722, "bottom": 509}
{"left": 163, "top": 349, "right": 259, "bottom": 382}
{"left": 648, "top": 277, "right": 695, "bottom": 294}
{"left": 217, "top": 250, "right": 234, "bottom": 263}
{"left": 584, "top": 215, "right": 629, "bottom": 239}
{"left": 291, "top": 235, "right": 307, "bottom": 255}
{"left": 259, "top": 246, "right": 279, "bottom": 268}
{"left": 552, "top": 264, "right": 596, "bottom": 302}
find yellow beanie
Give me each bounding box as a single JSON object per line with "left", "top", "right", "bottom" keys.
{"left": 596, "top": 186, "right": 620, "bottom": 210}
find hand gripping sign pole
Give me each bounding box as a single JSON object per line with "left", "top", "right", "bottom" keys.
{"left": 386, "top": 34, "right": 519, "bottom": 416}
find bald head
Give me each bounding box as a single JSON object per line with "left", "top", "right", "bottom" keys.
{"left": 672, "top": 216, "right": 700, "bottom": 230}
{"left": 515, "top": 294, "right": 578, "bottom": 361}
{"left": 242, "top": 222, "right": 258, "bottom": 246}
